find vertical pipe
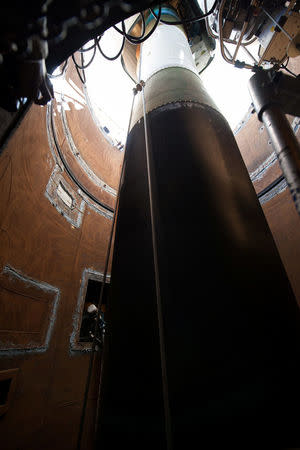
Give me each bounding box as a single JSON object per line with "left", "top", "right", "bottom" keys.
{"left": 248, "top": 70, "right": 300, "bottom": 215}
{"left": 140, "top": 58, "right": 173, "bottom": 450}
{"left": 262, "top": 105, "right": 300, "bottom": 213}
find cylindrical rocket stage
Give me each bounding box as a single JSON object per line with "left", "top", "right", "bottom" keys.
{"left": 97, "top": 14, "right": 300, "bottom": 449}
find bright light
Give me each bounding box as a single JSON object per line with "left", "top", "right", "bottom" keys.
{"left": 79, "top": 12, "right": 256, "bottom": 140}
{"left": 200, "top": 48, "right": 253, "bottom": 130}
{"left": 84, "top": 26, "right": 134, "bottom": 145}
{"left": 196, "top": 0, "right": 256, "bottom": 129}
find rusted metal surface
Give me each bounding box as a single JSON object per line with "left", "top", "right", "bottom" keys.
{"left": 235, "top": 112, "right": 277, "bottom": 174}
{"left": 0, "top": 95, "right": 114, "bottom": 449}
{"left": 0, "top": 265, "right": 60, "bottom": 354}
{"left": 47, "top": 58, "right": 126, "bottom": 213}
{"left": 263, "top": 188, "right": 300, "bottom": 302}
{"left": 251, "top": 156, "right": 282, "bottom": 195}
{"left": 45, "top": 165, "right": 86, "bottom": 228}
{"left": 49, "top": 101, "right": 116, "bottom": 211}
{"left": 62, "top": 62, "right": 123, "bottom": 192}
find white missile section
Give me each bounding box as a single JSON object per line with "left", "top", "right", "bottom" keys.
{"left": 139, "top": 22, "right": 198, "bottom": 81}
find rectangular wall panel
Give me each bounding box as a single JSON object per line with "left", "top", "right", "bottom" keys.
{"left": 0, "top": 266, "right": 59, "bottom": 352}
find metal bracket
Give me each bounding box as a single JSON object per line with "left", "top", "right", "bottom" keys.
{"left": 133, "top": 80, "right": 146, "bottom": 95}
{"left": 249, "top": 69, "right": 300, "bottom": 119}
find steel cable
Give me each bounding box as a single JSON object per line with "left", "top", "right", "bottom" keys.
{"left": 76, "top": 87, "right": 138, "bottom": 450}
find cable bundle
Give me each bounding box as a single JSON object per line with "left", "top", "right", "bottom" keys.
{"left": 71, "top": 2, "right": 222, "bottom": 84}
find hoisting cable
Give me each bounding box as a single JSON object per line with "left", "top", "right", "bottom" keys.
{"left": 76, "top": 87, "right": 138, "bottom": 450}
{"left": 138, "top": 45, "right": 173, "bottom": 450}
{"left": 121, "top": 56, "right": 137, "bottom": 83}
{"left": 92, "top": 89, "right": 138, "bottom": 443}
